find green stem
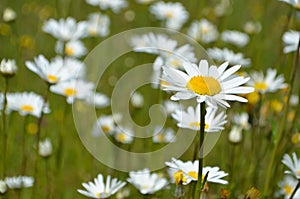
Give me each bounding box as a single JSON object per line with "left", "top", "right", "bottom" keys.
{"left": 263, "top": 32, "right": 300, "bottom": 198}
{"left": 290, "top": 179, "right": 300, "bottom": 199}
{"left": 1, "top": 77, "right": 8, "bottom": 179}
{"left": 195, "top": 102, "right": 206, "bottom": 199}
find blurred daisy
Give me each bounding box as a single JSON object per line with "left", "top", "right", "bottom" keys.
{"left": 130, "top": 92, "right": 144, "bottom": 108}
{"left": 39, "top": 138, "right": 53, "bottom": 158}
{"left": 6, "top": 92, "right": 46, "bottom": 118}
{"left": 282, "top": 152, "right": 300, "bottom": 179}
{"left": 232, "top": 112, "right": 250, "bottom": 130}
{"left": 172, "top": 104, "right": 227, "bottom": 132}
{"left": 114, "top": 126, "right": 134, "bottom": 144}
{"left": 55, "top": 40, "right": 87, "bottom": 58}
{"left": 290, "top": 95, "right": 299, "bottom": 106}
{"left": 136, "top": 0, "right": 156, "bottom": 4}
{"left": 26, "top": 55, "right": 86, "bottom": 84}
{"left": 85, "top": 92, "right": 110, "bottom": 108}
{"left": 0, "top": 58, "right": 17, "bottom": 77}
{"left": 165, "top": 158, "right": 228, "bottom": 185}
{"left": 152, "top": 127, "right": 175, "bottom": 143}
{"left": 162, "top": 60, "right": 254, "bottom": 107}
{"left": 221, "top": 30, "right": 250, "bottom": 48}
{"left": 243, "top": 21, "right": 262, "bottom": 34}
{"left": 150, "top": 1, "right": 189, "bottom": 30}
{"left": 163, "top": 100, "right": 181, "bottom": 115}
{"left": 277, "top": 176, "right": 300, "bottom": 199}
{"left": 86, "top": 0, "right": 128, "bottom": 13}
{"left": 78, "top": 174, "right": 126, "bottom": 198}
{"left": 5, "top": 176, "right": 34, "bottom": 189}
{"left": 0, "top": 180, "right": 7, "bottom": 194}
{"left": 187, "top": 19, "right": 219, "bottom": 44}
{"left": 3, "top": 7, "right": 17, "bottom": 22}
{"left": 207, "top": 48, "right": 251, "bottom": 67}
{"left": 127, "top": 168, "right": 168, "bottom": 194}
{"left": 86, "top": 13, "right": 110, "bottom": 37}
{"left": 282, "top": 30, "right": 300, "bottom": 54}
{"left": 43, "top": 17, "right": 88, "bottom": 41}
{"left": 248, "top": 69, "right": 287, "bottom": 94}
{"left": 228, "top": 125, "right": 243, "bottom": 143}
{"left": 92, "top": 115, "right": 116, "bottom": 136}
{"left": 50, "top": 79, "right": 94, "bottom": 104}
{"left": 279, "top": 0, "right": 300, "bottom": 10}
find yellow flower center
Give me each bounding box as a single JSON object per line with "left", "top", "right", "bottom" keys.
{"left": 116, "top": 133, "right": 127, "bottom": 142}
{"left": 47, "top": 75, "right": 58, "bottom": 83}
{"left": 187, "top": 76, "right": 222, "bottom": 96}
{"left": 254, "top": 82, "right": 267, "bottom": 92}
{"left": 284, "top": 185, "right": 293, "bottom": 195}
{"left": 298, "top": 170, "right": 300, "bottom": 176}
{"left": 187, "top": 171, "right": 198, "bottom": 179}
{"left": 63, "top": 88, "right": 76, "bottom": 97}
{"left": 101, "top": 125, "right": 111, "bottom": 133}
{"left": 165, "top": 11, "right": 174, "bottom": 19}
{"left": 157, "top": 134, "right": 165, "bottom": 142}
{"left": 291, "top": 133, "right": 300, "bottom": 144}
{"left": 189, "top": 122, "right": 209, "bottom": 130}
{"left": 295, "top": 2, "right": 300, "bottom": 10}
{"left": 96, "top": 193, "right": 101, "bottom": 197}
{"left": 246, "top": 91, "right": 259, "bottom": 104}
{"left": 21, "top": 105, "right": 34, "bottom": 112}
{"left": 200, "top": 26, "right": 210, "bottom": 35}
{"left": 65, "top": 46, "right": 74, "bottom": 56}
{"left": 170, "top": 59, "right": 181, "bottom": 67}
{"left": 88, "top": 29, "right": 97, "bottom": 36}
{"left": 174, "top": 170, "right": 187, "bottom": 185}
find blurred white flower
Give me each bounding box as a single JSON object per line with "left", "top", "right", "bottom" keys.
{"left": 43, "top": 17, "right": 88, "bottom": 41}
{"left": 277, "top": 175, "right": 300, "bottom": 199}
{"left": 86, "top": 92, "right": 110, "bottom": 108}
{"left": 5, "top": 176, "right": 34, "bottom": 189}
{"left": 221, "top": 30, "right": 250, "bottom": 48}
{"left": 282, "top": 152, "right": 300, "bottom": 179}
{"left": 78, "top": 174, "right": 126, "bottom": 198}
{"left": 243, "top": 21, "right": 262, "bottom": 34}
{"left": 0, "top": 59, "right": 17, "bottom": 77}
{"left": 152, "top": 127, "right": 175, "bottom": 143}
{"left": 114, "top": 126, "right": 134, "bottom": 144}
{"left": 86, "top": 0, "right": 128, "bottom": 13}
{"left": 136, "top": 0, "right": 156, "bottom": 4}
{"left": 187, "top": 19, "right": 219, "bottom": 44}
{"left": 233, "top": 112, "right": 250, "bottom": 130}
{"left": 290, "top": 95, "right": 299, "bottom": 106}
{"left": 248, "top": 69, "right": 287, "bottom": 94}
{"left": 150, "top": 1, "right": 189, "bottom": 30}
{"left": 6, "top": 92, "right": 47, "bottom": 118}
{"left": 207, "top": 48, "right": 251, "bottom": 67}
{"left": 115, "top": 187, "right": 130, "bottom": 199}
{"left": 50, "top": 79, "right": 94, "bottom": 104}
{"left": 130, "top": 92, "right": 144, "bottom": 108}
{"left": 282, "top": 30, "right": 300, "bottom": 54}
{"left": 92, "top": 115, "right": 116, "bottom": 136}
{"left": 127, "top": 168, "right": 168, "bottom": 194}
{"left": 3, "top": 7, "right": 17, "bottom": 22}
{"left": 39, "top": 138, "right": 53, "bottom": 157}
{"left": 214, "top": 0, "right": 231, "bottom": 17}
{"left": 228, "top": 125, "right": 243, "bottom": 143}
{"left": 0, "top": 180, "right": 7, "bottom": 194}
{"left": 172, "top": 105, "right": 227, "bottom": 132}
{"left": 86, "top": 13, "right": 110, "bottom": 37}
{"left": 279, "top": 0, "right": 300, "bottom": 10}
{"left": 163, "top": 100, "right": 181, "bottom": 115}
{"left": 55, "top": 40, "right": 87, "bottom": 58}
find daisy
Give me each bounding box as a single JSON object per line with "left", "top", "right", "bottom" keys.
{"left": 86, "top": 13, "right": 110, "bottom": 37}
{"left": 0, "top": 180, "right": 7, "bottom": 194}
{"left": 172, "top": 104, "right": 227, "bottom": 132}
{"left": 3, "top": 7, "right": 17, "bottom": 22}
{"left": 228, "top": 125, "right": 243, "bottom": 143}
{"left": 152, "top": 127, "right": 176, "bottom": 143}
{"left": 0, "top": 58, "right": 17, "bottom": 76}
{"left": 77, "top": 174, "right": 126, "bottom": 198}
{"left": 232, "top": 112, "right": 250, "bottom": 130}
{"left": 221, "top": 30, "right": 250, "bottom": 48}
{"left": 277, "top": 176, "right": 300, "bottom": 199}
{"left": 279, "top": 0, "right": 300, "bottom": 10}
{"left": 207, "top": 48, "right": 251, "bottom": 67}
{"left": 55, "top": 40, "right": 87, "bottom": 58}
{"left": 130, "top": 92, "right": 144, "bottom": 108}
{"left": 127, "top": 168, "right": 168, "bottom": 194}
{"left": 6, "top": 92, "right": 46, "bottom": 118}
{"left": 165, "top": 158, "right": 228, "bottom": 185}
{"left": 243, "top": 21, "right": 262, "bottom": 34}
{"left": 162, "top": 60, "right": 254, "bottom": 107}
{"left": 85, "top": 92, "right": 110, "bottom": 108}
{"left": 39, "top": 138, "right": 53, "bottom": 158}
{"left": 42, "top": 17, "right": 88, "bottom": 41}
{"left": 50, "top": 79, "right": 94, "bottom": 104}
{"left": 150, "top": 1, "right": 189, "bottom": 30}
{"left": 92, "top": 115, "right": 116, "bottom": 136}
{"left": 247, "top": 69, "right": 287, "bottom": 94}
{"left": 5, "top": 176, "right": 34, "bottom": 189}
{"left": 114, "top": 126, "right": 134, "bottom": 144}
{"left": 26, "top": 55, "right": 86, "bottom": 84}
{"left": 282, "top": 30, "right": 300, "bottom": 54}
{"left": 282, "top": 153, "right": 300, "bottom": 179}
{"left": 86, "top": 0, "right": 128, "bottom": 13}
{"left": 163, "top": 100, "right": 181, "bottom": 115}
{"left": 187, "top": 19, "right": 219, "bottom": 44}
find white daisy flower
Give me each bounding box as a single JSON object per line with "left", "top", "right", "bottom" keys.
{"left": 282, "top": 30, "right": 300, "bottom": 54}
{"left": 282, "top": 152, "right": 300, "bottom": 179}
{"left": 85, "top": 92, "right": 110, "bottom": 108}
{"left": 26, "top": 55, "right": 86, "bottom": 84}
{"left": 290, "top": 95, "right": 299, "bottom": 106}
{"left": 0, "top": 58, "right": 17, "bottom": 76}
{"left": 165, "top": 158, "right": 228, "bottom": 185}
{"left": 6, "top": 92, "right": 46, "bottom": 118}
{"left": 172, "top": 104, "right": 227, "bottom": 132}
{"left": 162, "top": 60, "right": 254, "bottom": 107}
{"left": 207, "top": 48, "right": 251, "bottom": 67}
{"left": 277, "top": 176, "right": 300, "bottom": 199}
{"left": 247, "top": 68, "right": 287, "bottom": 94}
{"left": 221, "top": 30, "right": 250, "bottom": 48}
{"left": 92, "top": 115, "right": 116, "bottom": 136}
{"left": 279, "top": 0, "right": 300, "bottom": 10}
{"left": 86, "top": 0, "right": 128, "bottom": 13}
{"left": 152, "top": 127, "right": 175, "bottom": 143}
{"left": 55, "top": 40, "right": 87, "bottom": 58}
{"left": 39, "top": 138, "right": 53, "bottom": 158}
{"left": 243, "top": 21, "right": 262, "bottom": 34}
{"left": 228, "top": 125, "right": 243, "bottom": 143}
{"left": 130, "top": 92, "right": 144, "bottom": 108}
{"left": 232, "top": 112, "right": 250, "bottom": 130}
{"left": 0, "top": 180, "right": 7, "bottom": 194}
{"left": 127, "top": 168, "right": 168, "bottom": 194}
{"left": 163, "top": 100, "right": 181, "bottom": 115}
{"left": 86, "top": 13, "right": 110, "bottom": 37}
{"left": 3, "top": 7, "right": 17, "bottom": 22}
{"left": 43, "top": 17, "right": 88, "bottom": 41}
{"left": 150, "top": 1, "right": 189, "bottom": 30}
{"left": 50, "top": 79, "right": 94, "bottom": 104}
{"left": 78, "top": 174, "right": 126, "bottom": 198}
{"left": 5, "top": 176, "right": 34, "bottom": 189}
{"left": 187, "top": 19, "right": 219, "bottom": 44}
{"left": 114, "top": 126, "right": 134, "bottom": 144}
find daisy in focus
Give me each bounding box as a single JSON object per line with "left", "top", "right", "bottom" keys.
{"left": 77, "top": 173, "right": 126, "bottom": 198}
{"left": 150, "top": 1, "right": 189, "bottom": 30}
{"left": 162, "top": 60, "right": 254, "bottom": 107}
{"left": 86, "top": 0, "right": 128, "bottom": 13}
{"left": 282, "top": 153, "right": 300, "bottom": 179}
{"left": 127, "top": 168, "right": 168, "bottom": 194}
{"left": 221, "top": 30, "right": 250, "bottom": 48}
{"left": 282, "top": 30, "right": 300, "bottom": 54}
{"left": 187, "top": 19, "right": 219, "bottom": 44}
{"left": 172, "top": 104, "right": 227, "bottom": 132}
